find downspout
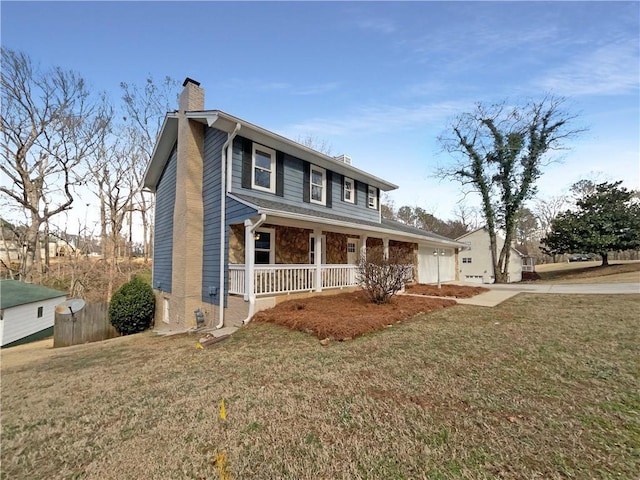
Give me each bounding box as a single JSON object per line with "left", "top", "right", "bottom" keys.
{"left": 242, "top": 213, "right": 266, "bottom": 325}
{"left": 217, "top": 123, "right": 241, "bottom": 329}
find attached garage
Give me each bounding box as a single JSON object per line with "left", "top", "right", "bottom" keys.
{"left": 417, "top": 245, "right": 455, "bottom": 284}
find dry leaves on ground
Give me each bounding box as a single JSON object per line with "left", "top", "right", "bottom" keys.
{"left": 405, "top": 283, "right": 489, "bottom": 298}
{"left": 252, "top": 290, "right": 457, "bottom": 340}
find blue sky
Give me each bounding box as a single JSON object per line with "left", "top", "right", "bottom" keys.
{"left": 2, "top": 1, "right": 639, "bottom": 228}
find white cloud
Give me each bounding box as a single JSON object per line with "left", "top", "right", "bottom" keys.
{"left": 356, "top": 18, "right": 396, "bottom": 34}
{"left": 534, "top": 39, "right": 639, "bottom": 96}
{"left": 284, "top": 101, "right": 468, "bottom": 137}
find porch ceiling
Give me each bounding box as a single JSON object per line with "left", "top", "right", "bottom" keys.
{"left": 230, "top": 193, "right": 467, "bottom": 248}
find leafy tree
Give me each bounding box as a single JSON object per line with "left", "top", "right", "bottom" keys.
{"left": 541, "top": 181, "right": 640, "bottom": 266}
{"left": 439, "top": 97, "right": 581, "bottom": 282}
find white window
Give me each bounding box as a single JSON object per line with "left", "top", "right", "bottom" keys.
{"left": 343, "top": 177, "right": 354, "bottom": 203}
{"left": 255, "top": 228, "right": 275, "bottom": 264}
{"left": 252, "top": 144, "right": 276, "bottom": 193}
{"left": 462, "top": 257, "right": 472, "bottom": 264}
{"left": 309, "top": 235, "right": 326, "bottom": 264}
{"left": 367, "top": 186, "right": 378, "bottom": 209}
{"left": 310, "top": 166, "right": 326, "bottom": 205}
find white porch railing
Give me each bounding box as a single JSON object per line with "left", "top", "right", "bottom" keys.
{"left": 228, "top": 264, "right": 360, "bottom": 296}
{"left": 228, "top": 265, "right": 245, "bottom": 294}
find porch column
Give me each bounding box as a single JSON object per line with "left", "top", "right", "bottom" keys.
{"left": 314, "top": 228, "right": 322, "bottom": 292}
{"left": 383, "top": 237, "right": 389, "bottom": 260}
{"left": 360, "top": 235, "right": 368, "bottom": 262}
{"left": 244, "top": 221, "right": 255, "bottom": 301}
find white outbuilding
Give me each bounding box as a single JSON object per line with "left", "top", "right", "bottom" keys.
{"left": 0, "top": 279, "right": 66, "bottom": 348}
{"left": 456, "top": 227, "right": 524, "bottom": 284}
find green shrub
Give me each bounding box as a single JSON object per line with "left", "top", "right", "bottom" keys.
{"left": 108, "top": 276, "right": 155, "bottom": 335}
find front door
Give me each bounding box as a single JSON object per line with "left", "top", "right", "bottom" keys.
{"left": 347, "top": 238, "right": 359, "bottom": 265}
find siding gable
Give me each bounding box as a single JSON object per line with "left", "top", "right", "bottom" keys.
{"left": 201, "top": 128, "right": 227, "bottom": 306}
{"left": 153, "top": 144, "right": 177, "bottom": 292}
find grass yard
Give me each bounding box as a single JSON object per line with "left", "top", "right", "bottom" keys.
{"left": 534, "top": 261, "right": 640, "bottom": 284}
{"left": 2, "top": 294, "right": 639, "bottom": 479}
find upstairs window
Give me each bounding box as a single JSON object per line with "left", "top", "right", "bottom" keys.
{"left": 462, "top": 257, "right": 472, "bottom": 264}
{"left": 37, "top": 306, "right": 43, "bottom": 318}
{"left": 252, "top": 144, "right": 276, "bottom": 193}
{"left": 367, "top": 186, "right": 378, "bottom": 209}
{"left": 310, "top": 166, "right": 326, "bottom": 205}
{"left": 343, "top": 177, "right": 355, "bottom": 203}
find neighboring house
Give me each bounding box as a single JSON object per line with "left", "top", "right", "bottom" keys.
{"left": 456, "top": 227, "right": 525, "bottom": 284}
{"left": 143, "top": 78, "right": 466, "bottom": 331}
{"left": 0, "top": 279, "right": 66, "bottom": 347}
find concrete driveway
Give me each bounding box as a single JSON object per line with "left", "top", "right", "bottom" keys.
{"left": 453, "top": 282, "right": 640, "bottom": 307}
{"left": 484, "top": 282, "right": 640, "bottom": 294}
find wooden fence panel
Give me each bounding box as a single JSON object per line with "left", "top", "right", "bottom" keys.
{"left": 54, "top": 302, "right": 120, "bottom": 348}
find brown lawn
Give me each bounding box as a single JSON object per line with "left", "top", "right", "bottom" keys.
{"left": 252, "top": 290, "right": 457, "bottom": 340}
{"left": 405, "top": 283, "right": 489, "bottom": 298}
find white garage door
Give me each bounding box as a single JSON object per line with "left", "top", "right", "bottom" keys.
{"left": 417, "top": 246, "right": 455, "bottom": 284}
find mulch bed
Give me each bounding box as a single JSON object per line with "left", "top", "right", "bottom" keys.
{"left": 252, "top": 290, "right": 457, "bottom": 341}
{"left": 405, "top": 284, "right": 489, "bottom": 298}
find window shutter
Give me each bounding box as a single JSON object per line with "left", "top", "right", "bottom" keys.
{"left": 326, "top": 171, "right": 332, "bottom": 208}
{"left": 353, "top": 180, "right": 358, "bottom": 205}
{"left": 303, "top": 162, "right": 310, "bottom": 203}
{"left": 376, "top": 187, "right": 380, "bottom": 210}
{"left": 241, "top": 137, "right": 252, "bottom": 189}
{"left": 276, "top": 151, "right": 284, "bottom": 197}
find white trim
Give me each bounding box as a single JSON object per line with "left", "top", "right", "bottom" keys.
{"left": 310, "top": 165, "right": 326, "bottom": 205}
{"left": 343, "top": 176, "right": 355, "bottom": 203}
{"left": 309, "top": 233, "right": 326, "bottom": 264}
{"left": 367, "top": 186, "right": 378, "bottom": 209}
{"left": 251, "top": 144, "right": 276, "bottom": 194}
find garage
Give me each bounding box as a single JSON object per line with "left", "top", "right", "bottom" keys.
{"left": 417, "top": 245, "right": 455, "bottom": 284}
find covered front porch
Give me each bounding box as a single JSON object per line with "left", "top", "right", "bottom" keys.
{"left": 224, "top": 213, "right": 458, "bottom": 300}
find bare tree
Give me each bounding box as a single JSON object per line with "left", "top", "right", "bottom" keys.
{"left": 438, "top": 97, "right": 582, "bottom": 283}
{"left": 533, "top": 195, "right": 567, "bottom": 235}
{"left": 295, "top": 133, "right": 333, "bottom": 156}
{"left": 357, "top": 246, "right": 412, "bottom": 304}
{"left": 85, "top": 127, "right": 141, "bottom": 299}
{"left": 120, "top": 76, "right": 179, "bottom": 261}
{"left": 0, "top": 49, "right": 111, "bottom": 280}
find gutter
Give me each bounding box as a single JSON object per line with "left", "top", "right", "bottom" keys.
{"left": 217, "top": 123, "right": 241, "bottom": 329}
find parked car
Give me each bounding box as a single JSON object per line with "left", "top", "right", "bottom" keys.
{"left": 568, "top": 254, "right": 591, "bottom": 262}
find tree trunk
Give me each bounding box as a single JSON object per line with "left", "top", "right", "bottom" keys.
{"left": 601, "top": 252, "right": 609, "bottom": 266}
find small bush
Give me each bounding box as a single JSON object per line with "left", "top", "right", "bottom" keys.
{"left": 108, "top": 276, "right": 155, "bottom": 335}
{"left": 358, "top": 246, "right": 413, "bottom": 304}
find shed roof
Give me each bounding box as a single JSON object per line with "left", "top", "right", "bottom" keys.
{"left": 0, "top": 280, "right": 66, "bottom": 309}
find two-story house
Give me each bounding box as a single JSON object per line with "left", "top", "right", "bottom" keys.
{"left": 143, "top": 78, "right": 465, "bottom": 331}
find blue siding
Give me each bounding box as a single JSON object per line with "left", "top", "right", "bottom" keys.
{"left": 202, "top": 128, "right": 227, "bottom": 306}
{"left": 153, "top": 145, "right": 177, "bottom": 292}
{"left": 227, "top": 196, "right": 257, "bottom": 225}
{"left": 230, "top": 136, "right": 381, "bottom": 223}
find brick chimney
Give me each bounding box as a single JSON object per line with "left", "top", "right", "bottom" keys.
{"left": 171, "top": 78, "right": 205, "bottom": 329}
{"left": 179, "top": 77, "right": 204, "bottom": 112}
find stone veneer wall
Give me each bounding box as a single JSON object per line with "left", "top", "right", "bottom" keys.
{"left": 325, "top": 232, "right": 347, "bottom": 264}
{"left": 275, "top": 225, "right": 312, "bottom": 264}
{"left": 229, "top": 224, "right": 245, "bottom": 264}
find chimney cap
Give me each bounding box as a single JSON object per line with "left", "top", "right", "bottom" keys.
{"left": 182, "top": 77, "right": 201, "bottom": 87}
